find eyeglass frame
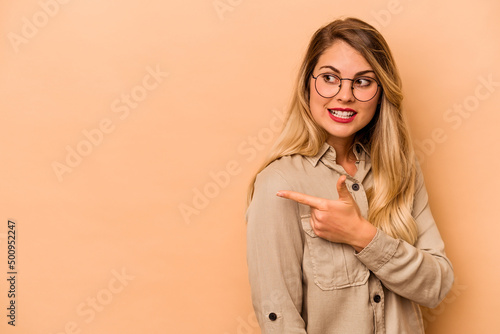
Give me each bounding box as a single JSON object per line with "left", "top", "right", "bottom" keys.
{"left": 311, "top": 73, "right": 382, "bottom": 102}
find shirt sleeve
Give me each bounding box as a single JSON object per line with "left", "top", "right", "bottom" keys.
{"left": 354, "top": 164, "right": 454, "bottom": 308}
{"left": 246, "top": 166, "right": 307, "bottom": 333}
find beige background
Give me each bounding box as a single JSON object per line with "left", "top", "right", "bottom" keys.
{"left": 1, "top": 0, "right": 499, "bottom": 333}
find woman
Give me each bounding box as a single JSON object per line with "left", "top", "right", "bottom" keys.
{"left": 246, "top": 17, "right": 454, "bottom": 333}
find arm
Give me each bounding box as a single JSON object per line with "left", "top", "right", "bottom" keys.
{"left": 246, "top": 167, "right": 307, "bottom": 333}
{"left": 354, "top": 168, "right": 454, "bottom": 308}
{"left": 276, "top": 166, "right": 454, "bottom": 308}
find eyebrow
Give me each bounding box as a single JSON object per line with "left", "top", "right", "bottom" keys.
{"left": 318, "top": 66, "right": 375, "bottom": 77}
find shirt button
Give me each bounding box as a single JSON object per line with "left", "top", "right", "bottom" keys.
{"left": 352, "top": 183, "right": 360, "bottom": 191}
{"left": 269, "top": 313, "right": 277, "bottom": 321}
{"left": 373, "top": 295, "right": 381, "bottom": 303}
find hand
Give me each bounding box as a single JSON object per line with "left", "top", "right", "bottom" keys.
{"left": 276, "top": 175, "right": 376, "bottom": 252}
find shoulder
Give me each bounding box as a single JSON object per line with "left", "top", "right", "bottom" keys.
{"left": 249, "top": 154, "right": 312, "bottom": 213}
{"left": 256, "top": 154, "right": 313, "bottom": 187}
{"left": 246, "top": 156, "right": 306, "bottom": 223}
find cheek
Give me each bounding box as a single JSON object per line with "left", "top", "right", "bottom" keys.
{"left": 363, "top": 94, "right": 380, "bottom": 117}
{"left": 361, "top": 102, "right": 379, "bottom": 126}
{"left": 368, "top": 101, "right": 379, "bottom": 115}
{"left": 362, "top": 105, "right": 377, "bottom": 123}
{"left": 309, "top": 98, "right": 323, "bottom": 123}
{"left": 309, "top": 86, "right": 324, "bottom": 112}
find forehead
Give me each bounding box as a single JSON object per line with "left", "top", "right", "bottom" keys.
{"left": 315, "top": 40, "right": 372, "bottom": 75}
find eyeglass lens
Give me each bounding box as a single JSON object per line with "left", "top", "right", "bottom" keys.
{"left": 314, "top": 73, "right": 379, "bottom": 102}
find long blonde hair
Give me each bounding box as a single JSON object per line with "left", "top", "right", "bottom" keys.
{"left": 247, "top": 17, "right": 418, "bottom": 245}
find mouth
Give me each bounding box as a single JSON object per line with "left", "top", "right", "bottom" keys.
{"left": 327, "top": 108, "right": 357, "bottom": 123}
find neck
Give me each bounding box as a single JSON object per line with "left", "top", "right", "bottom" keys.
{"left": 326, "top": 136, "right": 356, "bottom": 164}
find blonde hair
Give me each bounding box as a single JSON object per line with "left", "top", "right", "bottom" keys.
{"left": 247, "top": 17, "right": 418, "bottom": 245}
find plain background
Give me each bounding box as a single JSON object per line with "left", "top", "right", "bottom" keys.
{"left": 1, "top": 0, "right": 499, "bottom": 333}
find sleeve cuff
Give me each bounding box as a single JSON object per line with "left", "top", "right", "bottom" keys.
{"left": 354, "top": 228, "right": 400, "bottom": 272}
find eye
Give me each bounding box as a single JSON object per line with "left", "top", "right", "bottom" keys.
{"left": 321, "top": 73, "right": 340, "bottom": 85}
{"left": 354, "top": 77, "right": 376, "bottom": 88}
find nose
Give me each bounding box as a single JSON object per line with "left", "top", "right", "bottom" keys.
{"left": 336, "top": 80, "right": 355, "bottom": 102}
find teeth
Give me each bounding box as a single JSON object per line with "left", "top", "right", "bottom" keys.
{"left": 329, "top": 110, "right": 355, "bottom": 119}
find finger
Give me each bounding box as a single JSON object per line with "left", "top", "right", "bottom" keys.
{"left": 276, "top": 190, "right": 325, "bottom": 208}
{"left": 336, "top": 175, "right": 353, "bottom": 201}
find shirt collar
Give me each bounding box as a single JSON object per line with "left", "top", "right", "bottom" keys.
{"left": 305, "top": 141, "right": 370, "bottom": 167}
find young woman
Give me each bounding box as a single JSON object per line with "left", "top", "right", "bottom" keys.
{"left": 246, "top": 17, "right": 454, "bottom": 333}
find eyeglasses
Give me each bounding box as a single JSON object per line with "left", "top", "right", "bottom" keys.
{"left": 311, "top": 73, "right": 381, "bottom": 102}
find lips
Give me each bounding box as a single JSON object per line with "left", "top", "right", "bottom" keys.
{"left": 327, "top": 108, "right": 357, "bottom": 123}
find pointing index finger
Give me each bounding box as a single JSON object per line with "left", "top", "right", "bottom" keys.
{"left": 276, "top": 190, "right": 325, "bottom": 209}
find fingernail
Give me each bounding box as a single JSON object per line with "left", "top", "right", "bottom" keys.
{"left": 276, "top": 191, "right": 283, "bottom": 197}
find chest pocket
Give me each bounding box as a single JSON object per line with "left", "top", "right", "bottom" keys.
{"left": 301, "top": 215, "right": 369, "bottom": 290}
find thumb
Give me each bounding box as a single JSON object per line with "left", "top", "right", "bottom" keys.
{"left": 336, "top": 175, "right": 352, "bottom": 202}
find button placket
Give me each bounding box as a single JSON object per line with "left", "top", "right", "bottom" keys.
{"left": 368, "top": 277, "right": 386, "bottom": 333}
{"left": 348, "top": 180, "right": 368, "bottom": 219}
